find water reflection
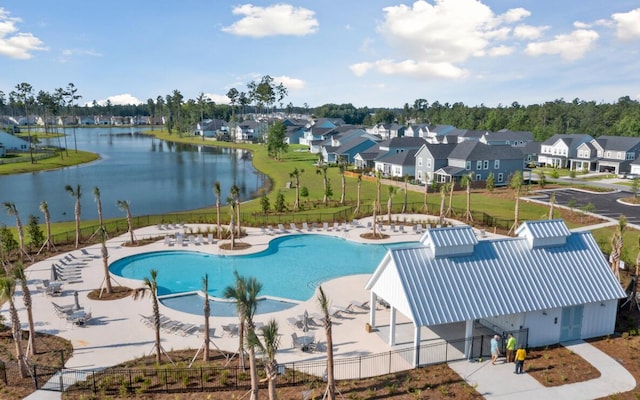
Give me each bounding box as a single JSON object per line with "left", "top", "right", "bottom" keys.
{"left": 0, "top": 127, "right": 266, "bottom": 226}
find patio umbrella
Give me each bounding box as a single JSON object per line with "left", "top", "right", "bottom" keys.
{"left": 302, "top": 310, "right": 309, "bottom": 332}
{"left": 50, "top": 264, "right": 59, "bottom": 282}
{"left": 73, "top": 291, "right": 81, "bottom": 311}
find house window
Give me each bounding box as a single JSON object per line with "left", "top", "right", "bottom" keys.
{"left": 475, "top": 174, "right": 482, "bottom": 181}
{"left": 476, "top": 160, "right": 482, "bottom": 169}
{"left": 418, "top": 157, "right": 422, "bottom": 167}
{"left": 606, "top": 151, "right": 611, "bottom": 158}
{"left": 427, "top": 159, "right": 432, "bottom": 168}
{"left": 498, "top": 173, "right": 504, "bottom": 182}
{"left": 616, "top": 152, "right": 623, "bottom": 160}
{"left": 466, "top": 161, "right": 471, "bottom": 170}
{"left": 483, "top": 160, "right": 489, "bottom": 170}
{"left": 494, "top": 160, "right": 500, "bottom": 169}
{"left": 627, "top": 153, "right": 635, "bottom": 160}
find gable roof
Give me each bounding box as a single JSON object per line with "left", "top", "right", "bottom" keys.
{"left": 376, "top": 148, "right": 418, "bottom": 166}
{"left": 595, "top": 136, "right": 640, "bottom": 152}
{"left": 366, "top": 220, "right": 626, "bottom": 327}
{"left": 448, "top": 141, "right": 524, "bottom": 161}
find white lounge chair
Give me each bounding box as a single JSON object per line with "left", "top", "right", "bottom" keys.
{"left": 302, "top": 222, "right": 311, "bottom": 232}
{"left": 333, "top": 222, "right": 340, "bottom": 231}
{"left": 207, "top": 233, "right": 214, "bottom": 244}
{"left": 290, "top": 222, "right": 299, "bottom": 232}
{"left": 323, "top": 222, "right": 329, "bottom": 230}
{"left": 341, "top": 222, "right": 349, "bottom": 232}
{"left": 278, "top": 223, "right": 287, "bottom": 234}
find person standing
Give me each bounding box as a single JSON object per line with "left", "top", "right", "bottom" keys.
{"left": 506, "top": 334, "right": 517, "bottom": 363}
{"left": 490, "top": 335, "right": 501, "bottom": 365}
{"left": 515, "top": 345, "right": 527, "bottom": 374}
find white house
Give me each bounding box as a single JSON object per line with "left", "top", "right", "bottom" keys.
{"left": 0, "top": 131, "right": 30, "bottom": 151}
{"left": 365, "top": 219, "right": 625, "bottom": 367}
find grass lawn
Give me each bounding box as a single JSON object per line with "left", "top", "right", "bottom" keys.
{"left": 0, "top": 150, "right": 98, "bottom": 175}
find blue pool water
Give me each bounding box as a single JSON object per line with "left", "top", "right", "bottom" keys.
{"left": 110, "top": 235, "right": 417, "bottom": 315}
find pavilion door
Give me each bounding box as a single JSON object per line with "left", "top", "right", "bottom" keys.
{"left": 559, "top": 305, "right": 583, "bottom": 342}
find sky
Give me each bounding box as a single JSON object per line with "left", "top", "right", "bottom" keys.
{"left": 1, "top": 0, "right": 639, "bottom": 109}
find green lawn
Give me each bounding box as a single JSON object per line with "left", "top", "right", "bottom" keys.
{"left": 0, "top": 150, "right": 98, "bottom": 175}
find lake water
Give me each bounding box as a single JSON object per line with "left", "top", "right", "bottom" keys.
{"left": 0, "top": 127, "right": 266, "bottom": 226}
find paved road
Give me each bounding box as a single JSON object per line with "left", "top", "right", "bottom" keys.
{"left": 530, "top": 189, "right": 640, "bottom": 226}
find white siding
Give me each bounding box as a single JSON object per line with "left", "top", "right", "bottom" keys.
{"left": 581, "top": 300, "right": 617, "bottom": 339}
{"left": 524, "top": 309, "right": 562, "bottom": 347}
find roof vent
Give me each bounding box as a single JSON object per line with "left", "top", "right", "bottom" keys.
{"left": 515, "top": 219, "right": 570, "bottom": 248}
{"left": 421, "top": 225, "right": 477, "bottom": 257}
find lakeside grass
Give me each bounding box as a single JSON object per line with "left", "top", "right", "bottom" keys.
{"left": 0, "top": 150, "right": 99, "bottom": 175}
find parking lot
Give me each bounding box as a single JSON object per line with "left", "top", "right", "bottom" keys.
{"left": 532, "top": 189, "right": 640, "bottom": 226}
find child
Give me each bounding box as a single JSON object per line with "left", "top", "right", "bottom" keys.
{"left": 515, "top": 345, "right": 527, "bottom": 374}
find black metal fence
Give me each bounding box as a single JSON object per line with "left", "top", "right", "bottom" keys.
{"left": 2, "top": 328, "right": 527, "bottom": 395}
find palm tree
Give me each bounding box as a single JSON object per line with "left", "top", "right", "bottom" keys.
{"left": 353, "top": 174, "right": 362, "bottom": 217}
{"left": 289, "top": 168, "right": 304, "bottom": 211}
{"left": 610, "top": 215, "right": 627, "bottom": 283}
{"left": 401, "top": 174, "right": 409, "bottom": 213}
{"left": 99, "top": 226, "right": 113, "bottom": 296}
{"left": 317, "top": 285, "right": 336, "bottom": 400}
{"left": 386, "top": 186, "right": 395, "bottom": 224}
{"left": 38, "top": 200, "right": 56, "bottom": 254}
{"left": 202, "top": 274, "right": 211, "bottom": 361}
{"left": 338, "top": 162, "right": 346, "bottom": 205}
{"left": 3, "top": 202, "right": 26, "bottom": 260}
{"left": 132, "top": 269, "right": 162, "bottom": 364}
{"left": 508, "top": 171, "right": 524, "bottom": 235}
{"left": 213, "top": 182, "right": 222, "bottom": 239}
{"left": 462, "top": 172, "right": 474, "bottom": 222}
{"left": 93, "top": 186, "right": 104, "bottom": 229}
{"left": 371, "top": 200, "right": 379, "bottom": 238}
{"left": 375, "top": 171, "right": 382, "bottom": 213}
{"left": 423, "top": 179, "right": 429, "bottom": 214}
{"left": 0, "top": 276, "right": 27, "bottom": 377}
{"left": 548, "top": 192, "right": 556, "bottom": 220}
{"left": 316, "top": 165, "right": 329, "bottom": 205}
{"left": 445, "top": 178, "right": 455, "bottom": 217}
{"left": 230, "top": 184, "right": 241, "bottom": 237}
{"left": 257, "top": 319, "right": 280, "bottom": 400}
{"left": 65, "top": 184, "right": 82, "bottom": 248}
{"left": 227, "top": 196, "right": 236, "bottom": 250}
{"left": 116, "top": 200, "right": 135, "bottom": 244}
{"left": 223, "top": 272, "right": 263, "bottom": 400}
{"left": 439, "top": 184, "right": 447, "bottom": 225}
{"left": 14, "top": 263, "right": 36, "bottom": 356}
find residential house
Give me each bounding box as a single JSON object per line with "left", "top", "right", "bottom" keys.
{"left": 320, "top": 128, "right": 379, "bottom": 164}
{"left": 592, "top": 136, "right": 640, "bottom": 174}
{"left": 374, "top": 148, "right": 418, "bottom": 178}
{"left": 574, "top": 141, "right": 600, "bottom": 172}
{"left": 233, "top": 120, "right": 264, "bottom": 142}
{"left": 370, "top": 123, "right": 405, "bottom": 140}
{"left": 414, "top": 143, "right": 457, "bottom": 184}
{"left": 196, "top": 119, "right": 228, "bottom": 138}
{"left": 537, "top": 134, "right": 593, "bottom": 168}
{"left": 0, "top": 131, "right": 30, "bottom": 151}
{"left": 0, "top": 116, "right": 19, "bottom": 131}
{"left": 435, "top": 141, "right": 524, "bottom": 185}
{"left": 455, "top": 129, "right": 487, "bottom": 143}
{"left": 480, "top": 129, "right": 534, "bottom": 147}
{"left": 284, "top": 125, "right": 306, "bottom": 145}
{"left": 630, "top": 158, "right": 640, "bottom": 175}
{"left": 365, "top": 219, "right": 626, "bottom": 366}
{"left": 373, "top": 137, "right": 426, "bottom": 176}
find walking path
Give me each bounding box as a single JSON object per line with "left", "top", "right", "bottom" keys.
{"left": 13, "top": 215, "right": 637, "bottom": 399}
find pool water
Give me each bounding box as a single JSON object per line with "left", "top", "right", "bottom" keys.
{"left": 110, "top": 234, "right": 417, "bottom": 314}
{"left": 159, "top": 293, "right": 297, "bottom": 317}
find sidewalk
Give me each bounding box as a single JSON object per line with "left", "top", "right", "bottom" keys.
{"left": 449, "top": 340, "right": 636, "bottom": 400}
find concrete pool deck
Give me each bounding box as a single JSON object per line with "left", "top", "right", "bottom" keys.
{"left": 9, "top": 214, "right": 635, "bottom": 399}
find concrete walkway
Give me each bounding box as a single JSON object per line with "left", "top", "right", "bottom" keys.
{"left": 449, "top": 340, "right": 636, "bottom": 400}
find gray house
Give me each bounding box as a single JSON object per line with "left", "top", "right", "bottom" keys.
{"left": 435, "top": 141, "right": 524, "bottom": 185}
{"left": 366, "top": 219, "right": 626, "bottom": 366}
{"left": 414, "top": 143, "right": 456, "bottom": 184}
{"left": 538, "top": 134, "right": 593, "bottom": 168}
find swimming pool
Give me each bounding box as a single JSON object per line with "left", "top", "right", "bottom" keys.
{"left": 110, "top": 235, "right": 417, "bottom": 314}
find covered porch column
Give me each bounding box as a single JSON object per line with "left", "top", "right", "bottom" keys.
{"left": 464, "top": 319, "right": 473, "bottom": 358}
{"left": 388, "top": 307, "right": 396, "bottom": 346}
{"left": 413, "top": 324, "right": 422, "bottom": 367}
{"left": 369, "top": 292, "right": 377, "bottom": 328}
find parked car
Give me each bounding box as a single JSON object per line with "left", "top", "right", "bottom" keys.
{"left": 626, "top": 174, "right": 639, "bottom": 180}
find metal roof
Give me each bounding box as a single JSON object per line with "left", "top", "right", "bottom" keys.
{"left": 515, "top": 219, "right": 571, "bottom": 240}
{"left": 422, "top": 225, "right": 478, "bottom": 247}
{"left": 367, "top": 227, "right": 626, "bottom": 327}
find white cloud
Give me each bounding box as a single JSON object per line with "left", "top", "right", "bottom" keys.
{"left": 222, "top": 4, "right": 319, "bottom": 38}
{"left": 488, "top": 45, "right": 514, "bottom": 56}
{"left": 355, "top": 0, "right": 531, "bottom": 79}
{"left": 525, "top": 29, "right": 599, "bottom": 61}
{"left": 0, "top": 8, "right": 47, "bottom": 59}
{"left": 205, "top": 93, "right": 230, "bottom": 105}
{"left": 611, "top": 8, "right": 640, "bottom": 41}
{"left": 273, "top": 75, "right": 306, "bottom": 90}
{"left": 95, "top": 94, "right": 142, "bottom": 106}
{"left": 573, "top": 21, "right": 590, "bottom": 29}
{"left": 58, "top": 48, "right": 102, "bottom": 63}
{"left": 513, "top": 24, "right": 549, "bottom": 40}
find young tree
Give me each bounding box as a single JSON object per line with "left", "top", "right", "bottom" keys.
{"left": 548, "top": 192, "right": 556, "bottom": 220}
{"left": 260, "top": 193, "right": 270, "bottom": 214}
{"left": 486, "top": 172, "right": 495, "bottom": 192}
{"left": 462, "top": 172, "right": 474, "bottom": 222}
{"left": 538, "top": 170, "right": 547, "bottom": 188}
{"left": 401, "top": 174, "right": 409, "bottom": 213}
{"left": 445, "top": 179, "right": 455, "bottom": 217}
{"left": 423, "top": 180, "right": 429, "bottom": 213}
{"left": 610, "top": 215, "right": 627, "bottom": 283}
{"left": 116, "top": 200, "right": 135, "bottom": 244}
{"left": 3, "top": 202, "right": 27, "bottom": 260}
{"left": 223, "top": 272, "right": 263, "bottom": 400}
{"left": 202, "top": 274, "right": 211, "bottom": 361}
{"left": 317, "top": 286, "right": 336, "bottom": 400}
{"left": 257, "top": 320, "right": 280, "bottom": 400}
{"left": 0, "top": 277, "right": 27, "bottom": 377}
{"left": 38, "top": 200, "right": 56, "bottom": 253}
{"left": 213, "top": 182, "right": 222, "bottom": 239}
{"left": 65, "top": 184, "right": 82, "bottom": 248}
{"left": 338, "top": 162, "right": 347, "bottom": 205}
{"left": 274, "top": 191, "right": 286, "bottom": 213}
{"left": 387, "top": 186, "right": 396, "bottom": 224}
{"left": 132, "top": 269, "right": 163, "bottom": 364}
{"left": 14, "top": 264, "right": 36, "bottom": 356}
{"left": 508, "top": 171, "right": 524, "bottom": 235}
{"left": 231, "top": 184, "right": 241, "bottom": 237}
{"left": 289, "top": 168, "right": 304, "bottom": 211}
{"left": 227, "top": 196, "right": 236, "bottom": 249}
{"left": 375, "top": 170, "right": 382, "bottom": 213}
{"left": 93, "top": 186, "right": 104, "bottom": 230}
{"left": 266, "top": 120, "right": 287, "bottom": 160}
{"left": 353, "top": 174, "right": 362, "bottom": 216}
{"left": 439, "top": 184, "right": 447, "bottom": 225}
{"left": 99, "top": 226, "right": 113, "bottom": 296}
{"left": 26, "top": 214, "right": 44, "bottom": 251}
{"left": 316, "top": 164, "right": 329, "bottom": 205}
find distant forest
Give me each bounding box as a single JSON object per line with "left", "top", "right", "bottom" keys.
{"left": 4, "top": 95, "right": 640, "bottom": 143}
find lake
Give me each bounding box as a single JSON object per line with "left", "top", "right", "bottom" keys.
{"left": 0, "top": 127, "right": 267, "bottom": 226}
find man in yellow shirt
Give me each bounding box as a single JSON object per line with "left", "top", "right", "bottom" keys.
{"left": 506, "top": 334, "right": 516, "bottom": 363}
{"left": 515, "top": 345, "right": 527, "bottom": 374}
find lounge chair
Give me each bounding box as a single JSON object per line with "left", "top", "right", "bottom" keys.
{"left": 222, "top": 324, "right": 239, "bottom": 337}
{"left": 416, "top": 224, "right": 423, "bottom": 234}
{"left": 302, "top": 222, "right": 311, "bottom": 231}
{"left": 312, "top": 222, "right": 319, "bottom": 231}
{"left": 208, "top": 233, "right": 214, "bottom": 244}
{"left": 333, "top": 222, "right": 340, "bottom": 231}
{"left": 267, "top": 225, "right": 275, "bottom": 235}
{"left": 347, "top": 300, "right": 369, "bottom": 311}
{"left": 391, "top": 223, "right": 396, "bottom": 232}
{"left": 80, "top": 249, "right": 99, "bottom": 258}
{"left": 196, "top": 234, "right": 204, "bottom": 245}
{"left": 400, "top": 225, "right": 407, "bottom": 234}
{"left": 341, "top": 222, "right": 349, "bottom": 232}
{"left": 330, "top": 305, "right": 351, "bottom": 317}
{"left": 290, "top": 222, "right": 299, "bottom": 232}
{"left": 351, "top": 219, "right": 359, "bottom": 227}
{"left": 322, "top": 222, "right": 329, "bottom": 230}
{"left": 287, "top": 317, "right": 303, "bottom": 330}
{"left": 278, "top": 223, "right": 287, "bottom": 234}
{"left": 163, "top": 235, "right": 172, "bottom": 245}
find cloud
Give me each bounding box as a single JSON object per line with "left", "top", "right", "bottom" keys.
{"left": 273, "top": 75, "right": 306, "bottom": 90}
{"left": 525, "top": 29, "right": 599, "bottom": 61}
{"left": 58, "top": 48, "right": 102, "bottom": 63}
{"left": 222, "top": 4, "right": 319, "bottom": 38}
{"left": 513, "top": 24, "right": 549, "bottom": 40}
{"left": 0, "top": 8, "right": 47, "bottom": 59}
{"left": 95, "top": 94, "right": 142, "bottom": 106}
{"left": 205, "top": 93, "right": 230, "bottom": 105}
{"left": 611, "top": 8, "right": 640, "bottom": 41}
{"left": 355, "top": 0, "right": 531, "bottom": 79}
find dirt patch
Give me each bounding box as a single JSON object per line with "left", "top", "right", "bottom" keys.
{"left": 86, "top": 286, "right": 134, "bottom": 301}
{"left": 218, "top": 242, "right": 252, "bottom": 251}
{"left": 360, "top": 232, "right": 391, "bottom": 240}
{"left": 525, "top": 344, "right": 600, "bottom": 386}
